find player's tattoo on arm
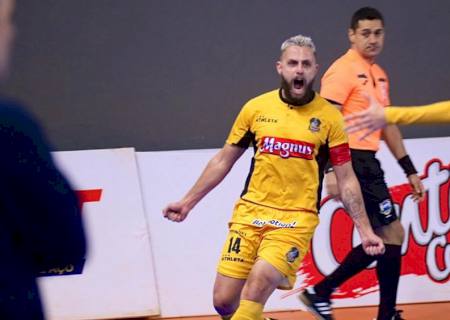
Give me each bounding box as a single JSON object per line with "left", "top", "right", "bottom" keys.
{"left": 341, "top": 187, "right": 364, "bottom": 221}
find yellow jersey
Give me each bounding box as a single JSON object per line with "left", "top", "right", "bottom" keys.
{"left": 226, "top": 89, "right": 349, "bottom": 213}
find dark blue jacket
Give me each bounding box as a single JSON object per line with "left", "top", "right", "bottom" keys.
{"left": 0, "top": 98, "right": 86, "bottom": 319}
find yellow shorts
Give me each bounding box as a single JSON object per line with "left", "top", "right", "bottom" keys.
{"left": 217, "top": 200, "right": 319, "bottom": 289}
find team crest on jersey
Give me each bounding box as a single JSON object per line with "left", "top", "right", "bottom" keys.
{"left": 379, "top": 199, "right": 393, "bottom": 217}
{"left": 309, "top": 118, "right": 321, "bottom": 132}
{"left": 286, "top": 247, "right": 300, "bottom": 263}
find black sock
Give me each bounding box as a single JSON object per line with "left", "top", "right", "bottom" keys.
{"left": 314, "top": 244, "right": 377, "bottom": 298}
{"left": 376, "top": 244, "right": 402, "bottom": 320}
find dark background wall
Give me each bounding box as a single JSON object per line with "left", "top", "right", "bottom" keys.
{"left": 3, "top": 0, "right": 450, "bottom": 151}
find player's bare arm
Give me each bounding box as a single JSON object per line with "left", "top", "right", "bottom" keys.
{"left": 333, "top": 161, "right": 386, "bottom": 256}
{"left": 162, "top": 143, "right": 246, "bottom": 222}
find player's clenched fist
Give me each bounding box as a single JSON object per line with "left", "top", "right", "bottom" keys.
{"left": 162, "top": 201, "right": 190, "bottom": 223}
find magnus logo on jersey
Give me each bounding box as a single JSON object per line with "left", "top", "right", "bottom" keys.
{"left": 259, "top": 136, "right": 314, "bottom": 159}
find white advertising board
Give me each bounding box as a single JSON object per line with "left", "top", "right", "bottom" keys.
{"left": 40, "top": 148, "right": 159, "bottom": 320}
{"left": 139, "top": 137, "right": 450, "bottom": 317}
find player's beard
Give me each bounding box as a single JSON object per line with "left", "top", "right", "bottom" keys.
{"left": 280, "top": 75, "right": 315, "bottom": 105}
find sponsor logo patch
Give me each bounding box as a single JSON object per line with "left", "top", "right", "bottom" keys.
{"left": 379, "top": 199, "right": 393, "bottom": 217}
{"left": 286, "top": 247, "right": 300, "bottom": 263}
{"left": 251, "top": 219, "right": 297, "bottom": 228}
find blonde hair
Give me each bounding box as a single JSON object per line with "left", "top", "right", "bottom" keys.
{"left": 280, "top": 34, "right": 316, "bottom": 53}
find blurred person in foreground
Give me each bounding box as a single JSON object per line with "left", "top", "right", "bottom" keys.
{"left": 0, "top": 0, "right": 86, "bottom": 319}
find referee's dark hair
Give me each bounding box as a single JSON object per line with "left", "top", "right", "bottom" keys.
{"left": 350, "top": 7, "right": 384, "bottom": 30}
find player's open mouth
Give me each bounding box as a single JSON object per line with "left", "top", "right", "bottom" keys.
{"left": 293, "top": 79, "right": 304, "bottom": 90}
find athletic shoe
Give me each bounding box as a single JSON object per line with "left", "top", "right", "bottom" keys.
{"left": 391, "top": 309, "right": 404, "bottom": 320}
{"left": 373, "top": 309, "right": 405, "bottom": 320}
{"left": 298, "top": 287, "right": 334, "bottom": 320}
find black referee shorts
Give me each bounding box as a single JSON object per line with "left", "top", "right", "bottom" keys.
{"left": 351, "top": 149, "right": 397, "bottom": 229}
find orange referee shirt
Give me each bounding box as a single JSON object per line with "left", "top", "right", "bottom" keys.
{"left": 320, "top": 49, "right": 390, "bottom": 151}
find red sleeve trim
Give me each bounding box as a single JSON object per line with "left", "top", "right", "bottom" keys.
{"left": 330, "top": 143, "right": 351, "bottom": 166}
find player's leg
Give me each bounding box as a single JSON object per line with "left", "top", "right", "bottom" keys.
{"left": 300, "top": 150, "right": 387, "bottom": 320}
{"left": 215, "top": 222, "right": 261, "bottom": 319}
{"left": 213, "top": 273, "right": 246, "bottom": 319}
{"left": 359, "top": 158, "right": 404, "bottom": 320}
{"left": 230, "top": 259, "right": 285, "bottom": 320}
{"left": 374, "top": 219, "right": 404, "bottom": 320}
{"left": 231, "top": 213, "right": 318, "bottom": 320}
{"left": 299, "top": 242, "right": 376, "bottom": 320}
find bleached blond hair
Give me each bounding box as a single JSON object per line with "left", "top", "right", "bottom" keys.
{"left": 280, "top": 34, "right": 316, "bottom": 54}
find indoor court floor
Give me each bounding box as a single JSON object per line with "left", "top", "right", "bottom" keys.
{"left": 122, "top": 301, "right": 450, "bottom": 320}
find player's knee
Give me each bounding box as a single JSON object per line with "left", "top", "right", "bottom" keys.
{"left": 397, "top": 224, "right": 405, "bottom": 243}
{"left": 242, "top": 273, "right": 278, "bottom": 302}
{"left": 379, "top": 220, "right": 404, "bottom": 245}
{"left": 391, "top": 220, "right": 405, "bottom": 243}
{"left": 213, "top": 292, "right": 238, "bottom": 316}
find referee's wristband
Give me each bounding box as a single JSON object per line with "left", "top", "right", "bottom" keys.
{"left": 398, "top": 155, "right": 417, "bottom": 176}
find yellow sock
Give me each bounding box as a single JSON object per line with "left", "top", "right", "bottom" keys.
{"left": 230, "top": 300, "right": 264, "bottom": 320}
